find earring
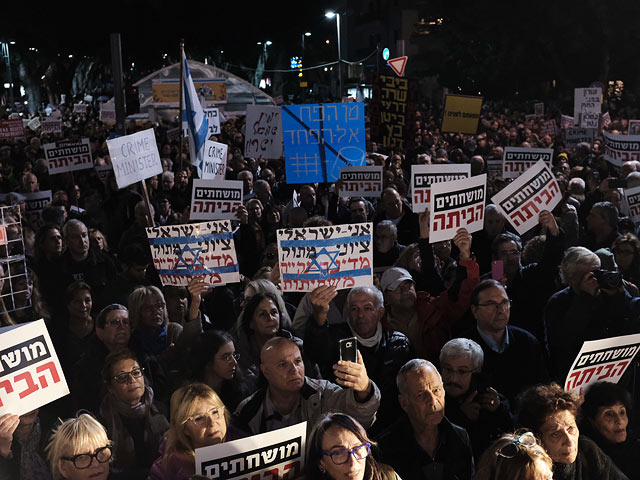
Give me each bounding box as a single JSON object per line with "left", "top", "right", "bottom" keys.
{"left": 319, "top": 466, "right": 326, "bottom": 474}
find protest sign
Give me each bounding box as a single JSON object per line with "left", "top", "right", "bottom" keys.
{"left": 43, "top": 138, "right": 93, "bottom": 175}
{"left": 602, "top": 112, "right": 612, "bottom": 128}
{"left": 603, "top": 131, "right": 640, "bottom": 167}
{"left": 560, "top": 115, "right": 575, "bottom": 129}
{"left": 628, "top": 120, "right": 640, "bottom": 136}
{"left": 441, "top": 95, "right": 483, "bottom": 134}
{"left": 534, "top": 102, "right": 544, "bottom": 116}
{"left": 201, "top": 140, "right": 228, "bottom": 180}
{"left": 624, "top": 186, "right": 640, "bottom": 223}
{"left": 204, "top": 108, "right": 221, "bottom": 136}
{"left": 486, "top": 159, "right": 503, "bottom": 179}
{"left": 502, "top": 147, "right": 553, "bottom": 179}
{"left": 282, "top": 102, "right": 366, "bottom": 184}
{"left": 23, "top": 191, "right": 52, "bottom": 230}
{"left": 0, "top": 207, "right": 31, "bottom": 314}
{"left": 0, "top": 119, "right": 25, "bottom": 139}
{"left": 100, "top": 102, "right": 116, "bottom": 123}
{"left": 338, "top": 166, "right": 383, "bottom": 198}
{"left": 40, "top": 118, "right": 62, "bottom": 134}
{"left": 565, "top": 127, "right": 595, "bottom": 148}
{"left": 152, "top": 78, "right": 227, "bottom": 107}
{"left": 411, "top": 164, "right": 470, "bottom": 214}
{"left": 540, "top": 119, "right": 557, "bottom": 137}
{"left": 491, "top": 161, "right": 561, "bottom": 235}
{"left": 27, "top": 117, "right": 41, "bottom": 131}
{"left": 73, "top": 103, "right": 87, "bottom": 114}
{"left": 277, "top": 223, "right": 373, "bottom": 292}
{"left": 0, "top": 319, "right": 69, "bottom": 416}
{"left": 565, "top": 334, "right": 640, "bottom": 395}
{"left": 244, "top": 105, "right": 284, "bottom": 159}
{"left": 574, "top": 87, "right": 602, "bottom": 128}
{"left": 370, "top": 75, "right": 417, "bottom": 150}
{"left": 190, "top": 179, "right": 243, "bottom": 221}
{"left": 196, "top": 422, "right": 305, "bottom": 479}
{"left": 429, "top": 174, "right": 486, "bottom": 243}
{"left": 146, "top": 220, "right": 240, "bottom": 287}
{"left": 106, "top": 128, "right": 163, "bottom": 189}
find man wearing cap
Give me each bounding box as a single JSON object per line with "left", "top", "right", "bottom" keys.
{"left": 380, "top": 211, "right": 480, "bottom": 362}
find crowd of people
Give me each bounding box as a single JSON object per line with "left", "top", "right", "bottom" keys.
{"left": 0, "top": 96, "right": 639, "bottom": 480}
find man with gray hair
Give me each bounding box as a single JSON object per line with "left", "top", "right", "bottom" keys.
{"left": 304, "top": 284, "right": 412, "bottom": 432}
{"left": 376, "top": 359, "right": 473, "bottom": 480}
{"left": 545, "top": 246, "right": 640, "bottom": 381}
{"left": 374, "top": 220, "right": 404, "bottom": 269}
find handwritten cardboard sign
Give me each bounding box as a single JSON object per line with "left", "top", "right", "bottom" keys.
{"left": 43, "top": 138, "right": 93, "bottom": 175}
{"left": 196, "top": 422, "right": 305, "bottom": 479}
{"left": 201, "top": 140, "right": 228, "bottom": 180}
{"left": 107, "top": 128, "right": 163, "bottom": 189}
{"left": 0, "top": 319, "right": 69, "bottom": 416}
{"left": 624, "top": 186, "right": 640, "bottom": 223}
{"left": 565, "top": 334, "right": 640, "bottom": 395}
{"left": 603, "top": 131, "right": 640, "bottom": 167}
{"left": 429, "top": 174, "right": 486, "bottom": 243}
{"left": 565, "top": 127, "right": 595, "bottom": 148}
{"left": 190, "top": 179, "right": 243, "bottom": 221}
{"left": 146, "top": 220, "right": 240, "bottom": 287}
{"left": 491, "top": 161, "right": 561, "bottom": 235}
{"left": 411, "top": 164, "right": 470, "bottom": 214}
{"left": 245, "top": 106, "right": 283, "bottom": 159}
{"left": 574, "top": 87, "right": 601, "bottom": 128}
{"left": 502, "top": 147, "right": 553, "bottom": 179}
{"left": 277, "top": 223, "right": 373, "bottom": 292}
{"left": 338, "top": 166, "right": 383, "bottom": 198}
{"left": 205, "top": 108, "right": 221, "bottom": 136}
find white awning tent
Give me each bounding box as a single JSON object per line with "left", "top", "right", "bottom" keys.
{"left": 133, "top": 60, "right": 275, "bottom": 121}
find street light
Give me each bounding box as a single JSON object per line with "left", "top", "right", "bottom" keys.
{"left": 325, "top": 11, "right": 342, "bottom": 98}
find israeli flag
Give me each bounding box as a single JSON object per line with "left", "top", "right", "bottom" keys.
{"left": 182, "top": 49, "right": 209, "bottom": 177}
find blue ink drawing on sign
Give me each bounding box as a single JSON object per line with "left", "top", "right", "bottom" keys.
{"left": 305, "top": 248, "right": 341, "bottom": 277}
{"left": 282, "top": 103, "right": 366, "bottom": 184}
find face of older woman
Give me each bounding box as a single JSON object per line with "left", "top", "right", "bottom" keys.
{"left": 319, "top": 425, "right": 368, "bottom": 480}
{"left": 183, "top": 398, "right": 227, "bottom": 449}
{"left": 59, "top": 441, "right": 111, "bottom": 480}
{"left": 539, "top": 409, "right": 579, "bottom": 464}
{"left": 109, "top": 359, "right": 145, "bottom": 406}
{"left": 140, "top": 295, "right": 165, "bottom": 330}
{"left": 592, "top": 402, "right": 628, "bottom": 443}
{"left": 250, "top": 299, "right": 280, "bottom": 338}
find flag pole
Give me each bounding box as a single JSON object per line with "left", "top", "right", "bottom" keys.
{"left": 178, "top": 39, "right": 185, "bottom": 173}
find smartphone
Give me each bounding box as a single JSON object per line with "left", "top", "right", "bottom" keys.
{"left": 469, "top": 372, "right": 490, "bottom": 398}
{"left": 608, "top": 179, "right": 627, "bottom": 189}
{"left": 339, "top": 337, "right": 358, "bottom": 363}
{"left": 491, "top": 260, "right": 504, "bottom": 281}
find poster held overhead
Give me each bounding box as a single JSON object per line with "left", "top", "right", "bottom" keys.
{"left": 502, "top": 147, "right": 553, "bottom": 179}
{"left": 411, "top": 164, "right": 470, "bottom": 214}
{"left": 190, "top": 179, "right": 243, "bottom": 221}
{"left": 106, "top": 128, "right": 163, "bottom": 189}
{"left": 201, "top": 140, "right": 228, "bottom": 180}
{"left": 245, "top": 105, "right": 283, "bottom": 159}
{"left": 603, "top": 131, "right": 640, "bottom": 167}
{"left": 43, "top": 138, "right": 94, "bottom": 175}
{"left": 441, "top": 95, "right": 483, "bottom": 134}
{"left": 338, "top": 166, "right": 383, "bottom": 198}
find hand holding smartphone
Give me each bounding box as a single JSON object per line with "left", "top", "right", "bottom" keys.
{"left": 339, "top": 337, "right": 358, "bottom": 363}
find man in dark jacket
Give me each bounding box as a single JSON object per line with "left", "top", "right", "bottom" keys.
{"left": 374, "top": 187, "right": 419, "bottom": 246}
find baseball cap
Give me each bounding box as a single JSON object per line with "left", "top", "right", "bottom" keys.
{"left": 380, "top": 267, "right": 414, "bottom": 292}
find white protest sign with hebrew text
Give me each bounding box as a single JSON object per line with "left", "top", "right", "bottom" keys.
{"left": 502, "top": 147, "right": 553, "bottom": 179}
{"left": 339, "top": 166, "right": 383, "bottom": 198}
{"left": 534, "top": 102, "right": 544, "bottom": 116}
{"left": 40, "top": 118, "right": 62, "bottom": 134}
{"left": 107, "top": 128, "right": 163, "bottom": 189}
{"left": 565, "top": 334, "right": 640, "bottom": 395}
{"left": 0, "top": 319, "right": 69, "bottom": 416}
{"left": 603, "top": 131, "right": 640, "bottom": 167}
{"left": 491, "top": 161, "right": 561, "bottom": 235}
{"left": 278, "top": 223, "right": 373, "bottom": 292}
{"left": 100, "top": 103, "right": 116, "bottom": 123}
{"left": 24, "top": 190, "right": 52, "bottom": 230}
{"left": 190, "top": 179, "right": 243, "bottom": 221}
{"left": 43, "top": 138, "right": 93, "bottom": 175}
{"left": 245, "top": 105, "right": 284, "bottom": 159}
{"left": 201, "top": 140, "right": 228, "bottom": 180}
{"left": 204, "top": 108, "right": 221, "bottom": 136}
{"left": 411, "top": 164, "right": 470, "bottom": 213}
{"left": 574, "top": 87, "right": 602, "bottom": 128}
{"left": 429, "top": 174, "right": 486, "bottom": 243}
{"left": 196, "top": 422, "right": 305, "bottom": 479}
{"left": 560, "top": 115, "right": 575, "bottom": 129}
{"left": 624, "top": 186, "right": 640, "bottom": 223}
{"left": 73, "top": 103, "right": 87, "bottom": 114}
{"left": 146, "top": 220, "right": 240, "bottom": 287}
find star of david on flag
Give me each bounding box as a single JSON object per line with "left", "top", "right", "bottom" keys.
{"left": 182, "top": 47, "right": 209, "bottom": 177}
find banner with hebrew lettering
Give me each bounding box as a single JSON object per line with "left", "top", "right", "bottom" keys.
{"left": 107, "top": 128, "right": 163, "bottom": 189}
{"left": 565, "top": 334, "right": 640, "bottom": 395}
{"left": 196, "top": 422, "right": 305, "bottom": 479}
{"left": 24, "top": 191, "right": 52, "bottom": 230}
{"left": 190, "top": 180, "right": 243, "bottom": 221}
{"left": 282, "top": 102, "right": 366, "bottom": 184}
{"left": 0, "top": 319, "right": 69, "bottom": 416}
{"left": 370, "top": 74, "right": 417, "bottom": 150}
{"left": 40, "top": 118, "right": 62, "bottom": 135}
{"left": 245, "top": 105, "right": 284, "bottom": 159}
{"left": 491, "top": 161, "right": 562, "bottom": 235}
{"left": 429, "top": 174, "right": 486, "bottom": 243}
{"left": 146, "top": 221, "right": 240, "bottom": 286}
{"left": 277, "top": 223, "right": 373, "bottom": 292}
{"left": 624, "top": 186, "right": 640, "bottom": 223}
{"left": 565, "top": 127, "right": 595, "bottom": 148}
{"left": 43, "top": 138, "right": 93, "bottom": 175}
{"left": 502, "top": 147, "right": 553, "bottom": 179}
{"left": 411, "top": 164, "right": 470, "bottom": 214}
{"left": 201, "top": 140, "right": 228, "bottom": 180}
{"left": 0, "top": 119, "right": 25, "bottom": 139}
{"left": 574, "top": 87, "right": 602, "bottom": 128}
{"left": 603, "top": 131, "right": 640, "bottom": 167}
{"left": 338, "top": 166, "right": 383, "bottom": 198}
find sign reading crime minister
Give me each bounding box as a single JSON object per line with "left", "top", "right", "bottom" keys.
{"left": 441, "top": 95, "right": 483, "bottom": 134}
{"left": 106, "top": 128, "right": 163, "bottom": 189}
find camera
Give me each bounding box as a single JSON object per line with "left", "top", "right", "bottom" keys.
{"left": 594, "top": 269, "right": 623, "bottom": 290}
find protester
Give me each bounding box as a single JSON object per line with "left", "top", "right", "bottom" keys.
{"left": 0, "top": 409, "right": 51, "bottom": 480}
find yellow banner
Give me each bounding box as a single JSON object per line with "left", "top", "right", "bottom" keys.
{"left": 441, "top": 95, "right": 483, "bottom": 134}
{"left": 152, "top": 79, "right": 227, "bottom": 106}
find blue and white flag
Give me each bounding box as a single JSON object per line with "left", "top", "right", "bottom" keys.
{"left": 182, "top": 48, "right": 209, "bottom": 177}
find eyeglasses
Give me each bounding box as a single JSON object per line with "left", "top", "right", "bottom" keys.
{"left": 476, "top": 299, "right": 511, "bottom": 311}
{"left": 219, "top": 352, "right": 240, "bottom": 363}
{"left": 496, "top": 432, "right": 537, "bottom": 458}
{"left": 497, "top": 249, "right": 521, "bottom": 258}
{"left": 111, "top": 367, "right": 144, "bottom": 384}
{"left": 441, "top": 366, "right": 475, "bottom": 377}
{"left": 322, "top": 443, "right": 371, "bottom": 465}
{"left": 62, "top": 445, "right": 113, "bottom": 469}
{"left": 145, "top": 301, "right": 165, "bottom": 311}
{"left": 105, "top": 318, "right": 130, "bottom": 328}
{"left": 186, "top": 407, "right": 223, "bottom": 427}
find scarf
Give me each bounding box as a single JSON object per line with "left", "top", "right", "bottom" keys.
{"left": 348, "top": 321, "right": 383, "bottom": 348}
{"left": 135, "top": 326, "right": 168, "bottom": 355}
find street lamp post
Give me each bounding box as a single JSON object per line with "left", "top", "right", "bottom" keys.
{"left": 325, "top": 11, "right": 342, "bottom": 99}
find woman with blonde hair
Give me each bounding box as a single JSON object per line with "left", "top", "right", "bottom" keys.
{"left": 148, "top": 383, "right": 245, "bottom": 480}
{"left": 45, "top": 413, "right": 112, "bottom": 480}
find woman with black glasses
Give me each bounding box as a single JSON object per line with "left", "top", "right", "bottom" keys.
{"left": 306, "top": 413, "right": 399, "bottom": 480}
{"left": 99, "top": 350, "right": 169, "bottom": 479}
{"left": 45, "top": 412, "right": 112, "bottom": 480}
